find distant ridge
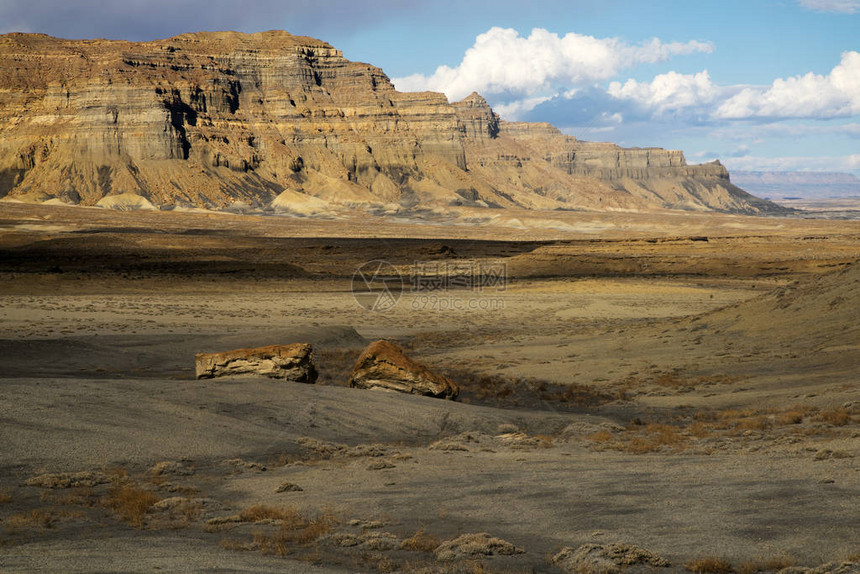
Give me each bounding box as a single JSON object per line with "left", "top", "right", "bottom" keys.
{"left": 731, "top": 171, "right": 860, "bottom": 200}
{"left": 0, "top": 31, "right": 786, "bottom": 215}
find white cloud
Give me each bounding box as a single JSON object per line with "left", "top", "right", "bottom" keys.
{"left": 797, "top": 0, "right": 860, "bottom": 13}
{"left": 493, "top": 96, "right": 553, "bottom": 120}
{"left": 608, "top": 70, "right": 719, "bottom": 115}
{"left": 392, "top": 27, "right": 714, "bottom": 107}
{"left": 715, "top": 51, "right": 860, "bottom": 119}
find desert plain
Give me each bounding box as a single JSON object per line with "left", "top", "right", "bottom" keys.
{"left": 0, "top": 201, "right": 858, "bottom": 573}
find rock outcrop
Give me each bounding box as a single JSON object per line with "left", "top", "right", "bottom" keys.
{"left": 195, "top": 343, "right": 318, "bottom": 382}
{"left": 348, "top": 340, "right": 459, "bottom": 399}
{"left": 0, "top": 31, "right": 783, "bottom": 214}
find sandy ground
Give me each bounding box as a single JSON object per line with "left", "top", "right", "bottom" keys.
{"left": 0, "top": 203, "right": 858, "bottom": 573}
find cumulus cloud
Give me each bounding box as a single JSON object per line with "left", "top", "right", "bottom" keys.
{"left": 494, "top": 96, "right": 554, "bottom": 120}
{"left": 797, "top": 0, "right": 860, "bottom": 13}
{"left": 599, "top": 52, "right": 860, "bottom": 123}
{"left": 392, "top": 27, "right": 713, "bottom": 112}
{"left": 715, "top": 51, "right": 860, "bottom": 119}
{"left": 608, "top": 70, "right": 719, "bottom": 116}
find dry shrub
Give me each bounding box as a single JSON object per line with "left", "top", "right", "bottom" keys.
{"left": 534, "top": 434, "right": 555, "bottom": 448}
{"left": 0, "top": 490, "right": 11, "bottom": 504}
{"left": 25, "top": 471, "right": 109, "bottom": 489}
{"left": 252, "top": 507, "right": 339, "bottom": 556}
{"left": 775, "top": 412, "right": 804, "bottom": 426}
{"left": 588, "top": 422, "right": 688, "bottom": 454}
{"left": 626, "top": 424, "right": 686, "bottom": 453}
{"left": 737, "top": 556, "right": 793, "bottom": 574}
{"left": 775, "top": 404, "right": 818, "bottom": 426}
{"left": 373, "top": 555, "right": 398, "bottom": 572}
{"left": 735, "top": 416, "right": 772, "bottom": 433}
{"left": 401, "top": 529, "right": 441, "bottom": 553}
{"left": 686, "top": 557, "right": 734, "bottom": 573}
{"left": 152, "top": 498, "right": 205, "bottom": 526}
{"left": 627, "top": 437, "right": 662, "bottom": 454}
{"left": 106, "top": 467, "right": 128, "bottom": 481}
{"left": 687, "top": 403, "right": 853, "bottom": 440}
{"left": 689, "top": 422, "right": 711, "bottom": 438}
{"left": 238, "top": 504, "right": 298, "bottom": 522}
{"left": 103, "top": 483, "right": 160, "bottom": 528}
{"left": 646, "top": 424, "right": 685, "bottom": 446}
{"left": 40, "top": 487, "right": 98, "bottom": 507}
{"left": 814, "top": 407, "right": 853, "bottom": 426}
{"left": 5, "top": 509, "right": 56, "bottom": 532}
{"left": 711, "top": 408, "right": 772, "bottom": 433}
{"left": 588, "top": 430, "right": 614, "bottom": 444}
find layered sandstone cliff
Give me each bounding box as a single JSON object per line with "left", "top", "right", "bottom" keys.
{"left": 0, "top": 31, "right": 782, "bottom": 214}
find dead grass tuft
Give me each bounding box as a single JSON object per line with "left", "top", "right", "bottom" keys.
{"left": 625, "top": 437, "right": 660, "bottom": 454}
{"left": 646, "top": 423, "right": 685, "bottom": 445}
{"left": 534, "top": 434, "right": 555, "bottom": 448}
{"left": 735, "top": 416, "right": 772, "bottom": 433}
{"left": 626, "top": 423, "right": 686, "bottom": 454}
{"left": 4, "top": 509, "right": 57, "bottom": 532}
{"left": 239, "top": 504, "right": 293, "bottom": 522}
{"left": 689, "top": 422, "right": 711, "bottom": 438}
{"left": 105, "top": 467, "right": 129, "bottom": 481}
{"left": 588, "top": 430, "right": 614, "bottom": 444}
{"left": 401, "top": 529, "right": 442, "bottom": 553}
{"left": 775, "top": 404, "right": 818, "bottom": 426}
{"left": 0, "top": 489, "right": 11, "bottom": 504}
{"left": 686, "top": 557, "right": 734, "bottom": 574}
{"left": 25, "top": 471, "right": 109, "bottom": 489}
{"left": 587, "top": 422, "right": 687, "bottom": 454}
{"left": 251, "top": 507, "right": 339, "bottom": 556}
{"left": 103, "top": 483, "right": 160, "bottom": 528}
{"left": 814, "top": 407, "right": 853, "bottom": 426}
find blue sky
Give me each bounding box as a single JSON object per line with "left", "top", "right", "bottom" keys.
{"left": 1, "top": 0, "right": 858, "bottom": 174}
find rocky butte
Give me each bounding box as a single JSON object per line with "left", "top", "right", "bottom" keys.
{"left": 0, "top": 30, "right": 782, "bottom": 214}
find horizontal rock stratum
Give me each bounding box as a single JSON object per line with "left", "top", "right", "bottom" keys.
{"left": 195, "top": 343, "right": 318, "bottom": 382}
{"left": 0, "top": 31, "right": 781, "bottom": 214}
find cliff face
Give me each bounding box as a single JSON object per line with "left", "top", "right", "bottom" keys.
{"left": 0, "top": 31, "right": 782, "bottom": 214}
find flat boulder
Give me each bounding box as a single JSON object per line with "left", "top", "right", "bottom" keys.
{"left": 348, "top": 340, "right": 458, "bottom": 399}
{"left": 195, "top": 343, "right": 317, "bottom": 382}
